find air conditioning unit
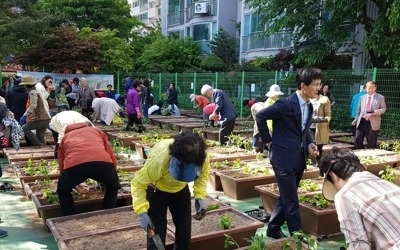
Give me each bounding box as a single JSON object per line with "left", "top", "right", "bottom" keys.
{"left": 194, "top": 2, "right": 209, "bottom": 14}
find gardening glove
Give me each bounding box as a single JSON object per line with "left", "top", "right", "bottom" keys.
{"left": 194, "top": 199, "right": 206, "bottom": 221}
{"left": 139, "top": 213, "right": 155, "bottom": 236}
{"left": 19, "top": 115, "right": 27, "bottom": 125}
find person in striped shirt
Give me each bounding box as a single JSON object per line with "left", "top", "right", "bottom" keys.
{"left": 319, "top": 147, "right": 400, "bottom": 249}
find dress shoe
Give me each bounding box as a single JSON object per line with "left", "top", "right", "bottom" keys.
{"left": 266, "top": 229, "right": 288, "bottom": 239}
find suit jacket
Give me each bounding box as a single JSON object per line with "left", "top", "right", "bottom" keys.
{"left": 256, "top": 92, "right": 313, "bottom": 170}
{"left": 354, "top": 93, "right": 386, "bottom": 130}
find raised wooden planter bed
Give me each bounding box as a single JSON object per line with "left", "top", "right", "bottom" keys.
{"left": 158, "top": 118, "right": 202, "bottom": 130}
{"left": 359, "top": 155, "right": 400, "bottom": 176}
{"left": 353, "top": 148, "right": 396, "bottom": 158}
{"left": 255, "top": 182, "right": 340, "bottom": 237}
{"left": 202, "top": 127, "right": 253, "bottom": 141}
{"left": 7, "top": 151, "right": 55, "bottom": 163}
{"left": 328, "top": 132, "right": 352, "bottom": 139}
{"left": 174, "top": 122, "right": 204, "bottom": 133}
{"left": 131, "top": 141, "right": 152, "bottom": 159}
{"left": 32, "top": 186, "right": 133, "bottom": 228}
{"left": 322, "top": 142, "right": 355, "bottom": 153}
{"left": 46, "top": 195, "right": 226, "bottom": 244}
{"left": 167, "top": 207, "right": 264, "bottom": 250}
{"left": 208, "top": 146, "right": 257, "bottom": 163}
{"left": 57, "top": 224, "right": 175, "bottom": 250}
{"left": 3, "top": 146, "right": 55, "bottom": 157}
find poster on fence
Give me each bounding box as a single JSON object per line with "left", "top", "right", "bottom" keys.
{"left": 17, "top": 71, "right": 114, "bottom": 90}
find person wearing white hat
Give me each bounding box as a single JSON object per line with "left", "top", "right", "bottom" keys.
{"left": 264, "top": 84, "right": 284, "bottom": 132}
{"left": 319, "top": 147, "right": 400, "bottom": 249}
{"left": 200, "top": 84, "right": 236, "bottom": 145}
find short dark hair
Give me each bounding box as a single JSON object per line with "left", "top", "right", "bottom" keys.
{"left": 318, "top": 147, "right": 365, "bottom": 183}
{"left": 169, "top": 132, "right": 207, "bottom": 166}
{"left": 132, "top": 80, "right": 142, "bottom": 88}
{"left": 73, "top": 77, "right": 79, "bottom": 83}
{"left": 107, "top": 84, "right": 112, "bottom": 88}
{"left": 296, "top": 68, "right": 322, "bottom": 89}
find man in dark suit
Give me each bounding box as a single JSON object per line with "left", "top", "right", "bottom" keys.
{"left": 352, "top": 81, "right": 386, "bottom": 149}
{"left": 256, "top": 68, "right": 321, "bottom": 238}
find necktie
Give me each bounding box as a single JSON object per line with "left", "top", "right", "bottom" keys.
{"left": 365, "top": 96, "right": 372, "bottom": 120}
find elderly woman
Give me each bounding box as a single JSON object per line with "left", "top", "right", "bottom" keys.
{"left": 19, "top": 76, "right": 51, "bottom": 146}
{"left": 76, "top": 78, "right": 96, "bottom": 117}
{"left": 131, "top": 132, "right": 210, "bottom": 250}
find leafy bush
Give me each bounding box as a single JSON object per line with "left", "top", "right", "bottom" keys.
{"left": 200, "top": 54, "right": 226, "bottom": 72}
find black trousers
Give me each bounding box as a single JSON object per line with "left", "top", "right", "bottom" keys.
{"left": 355, "top": 118, "right": 379, "bottom": 149}
{"left": 268, "top": 151, "right": 305, "bottom": 234}
{"left": 146, "top": 185, "right": 191, "bottom": 250}
{"left": 126, "top": 114, "right": 144, "bottom": 130}
{"left": 57, "top": 161, "right": 119, "bottom": 216}
{"left": 220, "top": 117, "right": 236, "bottom": 145}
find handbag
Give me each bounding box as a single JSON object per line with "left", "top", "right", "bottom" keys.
{"left": 47, "top": 98, "right": 56, "bottom": 109}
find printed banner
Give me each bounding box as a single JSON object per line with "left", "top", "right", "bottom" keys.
{"left": 17, "top": 71, "right": 114, "bottom": 90}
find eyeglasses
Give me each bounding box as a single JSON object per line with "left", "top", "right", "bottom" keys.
{"left": 309, "top": 83, "right": 321, "bottom": 88}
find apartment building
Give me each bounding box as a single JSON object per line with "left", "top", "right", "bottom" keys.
{"left": 130, "top": 0, "right": 162, "bottom": 30}
{"left": 159, "top": 0, "right": 370, "bottom": 69}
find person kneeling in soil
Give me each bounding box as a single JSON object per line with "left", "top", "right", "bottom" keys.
{"left": 57, "top": 123, "right": 120, "bottom": 216}
{"left": 131, "top": 132, "right": 210, "bottom": 250}
{"left": 318, "top": 147, "right": 400, "bottom": 249}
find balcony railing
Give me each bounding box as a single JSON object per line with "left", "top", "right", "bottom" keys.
{"left": 242, "top": 32, "right": 292, "bottom": 52}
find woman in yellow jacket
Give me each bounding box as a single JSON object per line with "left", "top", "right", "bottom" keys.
{"left": 310, "top": 92, "right": 331, "bottom": 161}
{"left": 131, "top": 132, "right": 210, "bottom": 250}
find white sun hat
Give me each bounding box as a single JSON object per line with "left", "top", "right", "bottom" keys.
{"left": 266, "top": 84, "right": 284, "bottom": 97}
{"left": 189, "top": 94, "right": 195, "bottom": 102}
{"left": 201, "top": 84, "right": 213, "bottom": 95}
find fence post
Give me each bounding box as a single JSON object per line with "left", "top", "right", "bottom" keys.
{"left": 215, "top": 72, "right": 218, "bottom": 89}
{"left": 116, "top": 71, "right": 120, "bottom": 94}
{"left": 193, "top": 72, "right": 197, "bottom": 108}
{"left": 240, "top": 71, "right": 245, "bottom": 118}
{"left": 274, "top": 70, "right": 278, "bottom": 84}
{"left": 0, "top": 65, "right": 2, "bottom": 86}
{"left": 372, "top": 67, "right": 377, "bottom": 81}
{"left": 158, "top": 73, "right": 162, "bottom": 101}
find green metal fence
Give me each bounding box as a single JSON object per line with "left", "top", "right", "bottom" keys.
{"left": 2, "top": 68, "right": 399, "bottom": 138}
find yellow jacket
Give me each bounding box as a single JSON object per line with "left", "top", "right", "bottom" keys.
{"left": 131, "top": 139, "right": 210, "bottom": 215}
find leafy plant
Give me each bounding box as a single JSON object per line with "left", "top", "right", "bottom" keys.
{"left": 299, "top": 180, "right": 321, "bottom": 193}
{"left": 393, "top": 141, "right": 400, "bottom": 154}
{"left": 42, "top": 188, "right": 59, "bottom": 204}
{"left": 224, "top": 234, "right": 240, "bottom": 249}
{"left": 291, "top": 231, "right": 318, "bottom": 250}
{"left": 218, "top": 214, "right": 232, "bottom": 229}
{"left": 299, "top": 194, "right": 329, "bottom": 209}
{"left": 379, "top": 141, "right": 390, "bottom": 155}
{"left": 246, "top": 233, "right": 267, "bottom": 250}
{"left": 227, "top": 134, "right": 252, "bottom": 151}
{"left": 379, "top": 165, "right": 400, "bottom": 183}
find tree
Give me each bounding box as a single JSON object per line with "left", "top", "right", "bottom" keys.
{"left": 15, "top": 27, "right": 99, "bottom": 73}
{"left": 0, "top": 0, "right": 54, "bottom": 61}
{"left": 200, "top": 54, "right": 226, "bottom": 72}
{"left": 136, "top": 37, "right": 201, "bottom": 72}
{"left": 38, "top": 0, "right": 141, "bottom": 39}
{"left": 244, "top": 0, "right": 400, "bottom": 68}
{"left": 209, "top": 27, "right": 239, "bottom": 69}
{"left": 79, "top": 28, "right": 134, "bottom": 72}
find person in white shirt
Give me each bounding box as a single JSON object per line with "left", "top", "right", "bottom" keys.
{"left": 148, "top": 101, "right": 164, "bottom": 116}
{"left": 90, "top": 97, "right": 121, "bottom": 125}
{"left": 49, "top": 110, "right": 93, "bottom": 158}
{"left": 35, "top": 75, "right": 54, "bottom": 117}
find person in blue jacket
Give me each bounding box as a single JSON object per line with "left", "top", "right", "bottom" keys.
{"left": 350, "top": 85, "right": 366, "bottom": 136}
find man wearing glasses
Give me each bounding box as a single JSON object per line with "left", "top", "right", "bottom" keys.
{"left": 256, "top": 68, "right": 321, "bottom": 239}
{"left": 319, "top": 147, "right": 400, "bottom": 249}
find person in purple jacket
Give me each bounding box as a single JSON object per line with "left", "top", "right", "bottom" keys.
{"left": 125, "top": 80, "right": 146, "bottom": 132}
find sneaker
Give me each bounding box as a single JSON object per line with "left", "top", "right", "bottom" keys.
{"left": 251, "top": 148, "right": 258, "bottom": 154}
{"left": 0, "top": 229, "right": 7, "bottom": 238}
{"left": 262, "top": 149, "right": 269, "bottom": 158}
